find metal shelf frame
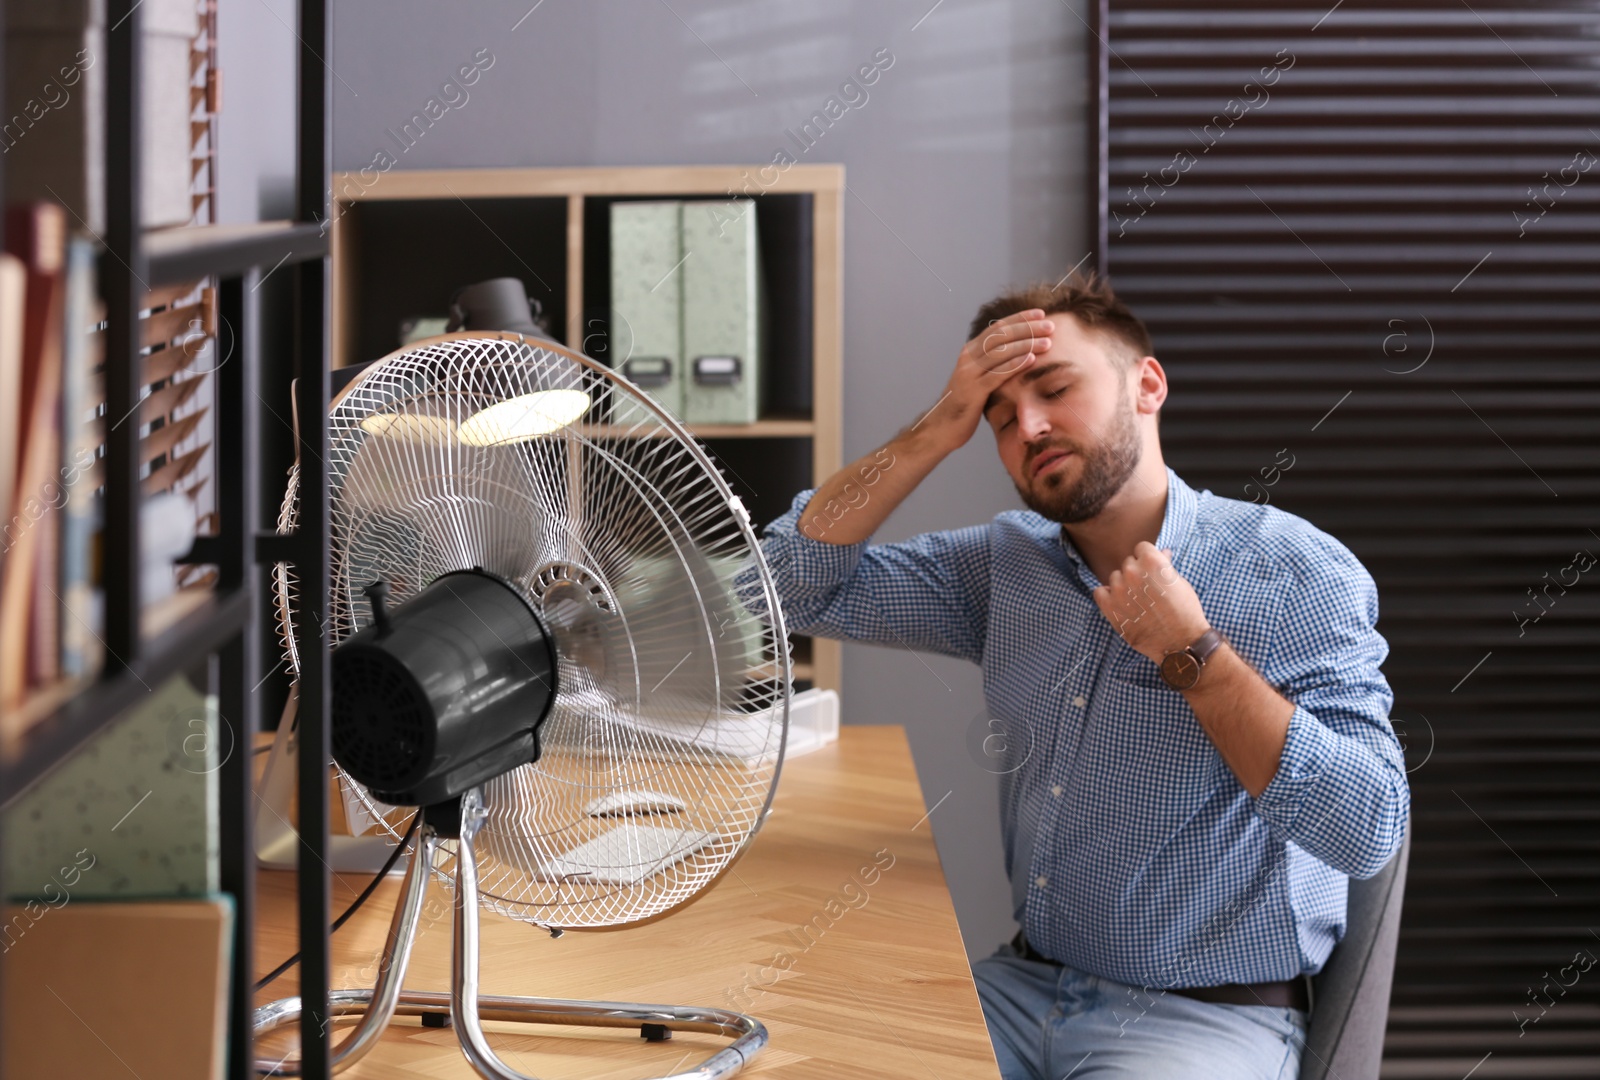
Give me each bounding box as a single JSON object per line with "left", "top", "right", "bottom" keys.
{"left": 0, "top": 2, "right": 336, "bottom": 1076}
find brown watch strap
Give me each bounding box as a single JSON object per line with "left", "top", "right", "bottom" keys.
{"left": 1188, "top": 627, "right": 1225, "bottom": 665}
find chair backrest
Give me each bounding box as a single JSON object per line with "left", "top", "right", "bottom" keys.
{"left": 1300, "top": 823, "right": 1411, "bottom": 1080}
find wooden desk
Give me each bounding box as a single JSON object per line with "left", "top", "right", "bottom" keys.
{"left": 253, "top": 726, "right": 1003, "bottom": 1079}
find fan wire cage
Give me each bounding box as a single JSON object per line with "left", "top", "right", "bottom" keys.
{"left": 272, "top": 332, "right": 791, "bottom": 932}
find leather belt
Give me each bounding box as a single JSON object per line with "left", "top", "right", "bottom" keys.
{"left": 1010, "top": 931, "right": 1310, "bottom": 1012}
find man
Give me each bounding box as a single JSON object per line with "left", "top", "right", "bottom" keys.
{"left": 744, "top": 274, "right": 1409, "bottom": 1079}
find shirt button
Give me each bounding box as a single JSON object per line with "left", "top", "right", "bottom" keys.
{"left": 1072, "top": 695, "right": 1087, "bottom": 707}
{"left": 1051, "top": 785, "right": 1063, "bottom": 797}
{"left": 1034, "top": 875, "right": 1049, "bottom": 889}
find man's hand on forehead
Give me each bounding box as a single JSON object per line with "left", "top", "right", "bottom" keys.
{"left": 796, "top": 309, "right": 1058, "bottom": 546}
{"left": 913, "top": 309, "right": 1057, "bottom": 455}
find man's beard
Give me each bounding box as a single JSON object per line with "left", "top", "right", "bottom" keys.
{"left": 1013, "top": 397, "right": 1143, "bottom": 523}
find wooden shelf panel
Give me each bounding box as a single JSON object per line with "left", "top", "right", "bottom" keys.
{"left": 690, "top": 418, "right": 815, "bottom": 437}
{"left": 332, "top": 163, "right": 844, "bottom": 201}
{"left": 140, "top": 583, "right": 216, "bottom": 640}
{"left": 144, "top": 220, "right": 327, "bottom": 286}
{"left": 4, "top": 586, "right": 218, "bottom": 739}
{"left": 575, "top": 417, "right": 814, "bottom": 440}
{"left": 743, "top": 660, "right": 814, "bottom": 683}
{"left": 0, "top": 586, "right": 250, "bottom": 804}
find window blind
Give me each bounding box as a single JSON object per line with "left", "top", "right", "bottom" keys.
{"left": 1098, "top": 3, "right": 1600, "bottom": 1074}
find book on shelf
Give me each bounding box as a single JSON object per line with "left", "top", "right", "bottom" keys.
{"left": 0, "top": 253, "right": 23, "bottom": 552}
{"left": 610, "top": 201, "right": 686, "bottom": 424}
{"left": 58, "top": 236, "right": 101, "bottom": 678}
{"left": 682, "top": 200, "right": 763, "bottom": 426}
{"left": 1, "top": 202, "right": 69, "bottom": 710}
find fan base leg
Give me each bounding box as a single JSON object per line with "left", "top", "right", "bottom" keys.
{"left": 253, "top": 792, "right": 766, "bottom": 1079}
{"left": 253, "top": 987, "right": 767, "bottom": 1080}
{"left": 445, "top": 789, "right": 767, "bottom": 1080}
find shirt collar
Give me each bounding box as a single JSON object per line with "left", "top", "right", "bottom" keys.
{"left": 1056, "top": 467, "right": 1198, "bottom": 579}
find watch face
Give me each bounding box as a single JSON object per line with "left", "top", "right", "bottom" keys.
{"left": 1161, "top": 651, "right": 1201, "bottom": 690}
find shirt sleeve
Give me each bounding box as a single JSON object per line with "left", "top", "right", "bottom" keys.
{"left": 1251, "top": 540, "right": 1411, "bottom": 879}
{"left": 731, "top": 487, "right": 993, "bottom": 665}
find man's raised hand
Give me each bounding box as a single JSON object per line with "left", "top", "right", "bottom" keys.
{"left": 1091, "top": 542, "right": 1210, "bottom": 664}
{"left": 913, "top": 309, "right": 1055, "bottom": 452}
{"left": 799, "top": 310, "right": 1054, "bottom": 545}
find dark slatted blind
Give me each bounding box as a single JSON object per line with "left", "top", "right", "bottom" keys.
{"left": 1099, "top": 3, "right": 1600, "bottom": 1075}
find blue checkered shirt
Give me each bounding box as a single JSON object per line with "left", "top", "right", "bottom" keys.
{"left": 740, "top": 466, "right": 1409, "bottom": 989}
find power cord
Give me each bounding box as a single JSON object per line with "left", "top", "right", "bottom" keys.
{"left": 254, "top": 811, "right": 422, "bottom": 991}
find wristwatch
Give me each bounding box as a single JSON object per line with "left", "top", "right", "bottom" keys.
{"left": 1160, "top": 628, "right": 1226, "bottom": 690}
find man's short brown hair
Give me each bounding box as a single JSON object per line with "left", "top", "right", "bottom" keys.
{"left": 968, "top": 271, "right": 1153, "bottom": 368}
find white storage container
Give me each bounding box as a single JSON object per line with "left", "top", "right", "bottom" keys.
{"left": 4, "top": 0, "right": 199, "bottom": 231}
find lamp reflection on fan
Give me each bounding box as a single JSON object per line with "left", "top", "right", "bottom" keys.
{"left": 458, "top": 388, "right": 591, "bottom": 445}
{"left": 357, "top": 389, "right": 592, "bottom": 448}
{"left": 253, "top": 330, "right": 789, "bottom": 1080}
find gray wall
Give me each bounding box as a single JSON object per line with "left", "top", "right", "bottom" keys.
{"left": 221, "top": 0, "right": 1091, "bottom": 960}
{"left": 216, "top": 0, "right": 297, "bottom": 224}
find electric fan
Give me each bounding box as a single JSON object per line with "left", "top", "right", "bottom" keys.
{"left": 253, "top": 332, "right": 791, "bottom": 1079}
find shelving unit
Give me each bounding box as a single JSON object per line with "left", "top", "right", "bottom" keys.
{"left": 4, "top": 35, "right": 840, "bottom": 1077}
{"left": 0, "top": 3, "right": 339, "bottom": 1077}
{"left": 327, "top": 164, "right": 845, "bottom": 692}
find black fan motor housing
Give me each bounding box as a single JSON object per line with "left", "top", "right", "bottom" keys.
{"left": 331, "top": 568, "right": 558, "bottom": 806}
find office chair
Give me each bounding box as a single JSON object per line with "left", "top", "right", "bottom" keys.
{"left": 1300, "top": 822, "right": 1412, "bottom": 1080}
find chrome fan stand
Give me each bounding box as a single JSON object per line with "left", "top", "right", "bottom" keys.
{"left": 252, "top": 789, "right": 769, "bottom": 1079}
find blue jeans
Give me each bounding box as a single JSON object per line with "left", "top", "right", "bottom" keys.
{"left": 973, "top": 942, "right": 1307, "bottom": 1079}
